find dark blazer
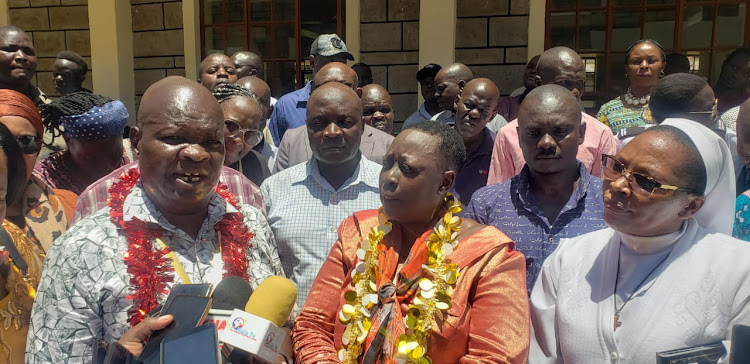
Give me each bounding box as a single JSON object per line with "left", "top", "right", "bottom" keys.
{"left": 272, "top": 124, "right": 394, "bottom": 173}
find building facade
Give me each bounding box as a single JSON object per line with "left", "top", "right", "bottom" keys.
{"left": 0, "top": 0, "right": 747, "bottom": 128}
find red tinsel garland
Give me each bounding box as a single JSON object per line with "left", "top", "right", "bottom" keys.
{"left": 107, "top": 168, "right": 254, "bottom": 326}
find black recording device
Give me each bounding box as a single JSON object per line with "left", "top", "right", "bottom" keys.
{"left": 731, "top": 324, "right": 750, "bottom": 363}
{"left": 160, "top": 322, "right": 221, "bottom": 364}
{"left": 161, "top": 283, "right": 213, "bottom": 313}
{"left": 137, "top": 294, "right": 212, "bottom": 364}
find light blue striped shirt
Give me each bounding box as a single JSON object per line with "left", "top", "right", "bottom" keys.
{"left": 260, "top": 154, "right": 382, "bottom": 307}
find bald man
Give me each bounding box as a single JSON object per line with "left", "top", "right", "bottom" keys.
{"left": 431, "top": 62, "right": 508, "bottom": 132}
{"left": 198, "top": 53, "right": 237, "bottom": 92}
{"left": 27, "top": 76, "right": 285, "bottom": 362}
{"left": 269, "top": 33, "right": 354, "bottom": 145}
{"left": 361, "top": 84, "right": 394, "bottom": 134}
{"left": 451, "top": 78, "right": 500, "bottom": 204}
{"left": 261, "top": 82, "right": 382, "bottom": 307}
{"left": 232, "top": 51, "right": 264, "bottom": 79}
{"left": 488, "top": 46, "right": 617, "bottom": 184}
{"left": 431, "top": 63, "right": 473, "bottom": 123}
{"left": 237, "top": 75, "right": 278, "bottom": 169}
{"left": 273, "top": 62, "right": 393, "bottom": 173}
{"left": 465, "top": 85, "right": 606, "bottom": 294}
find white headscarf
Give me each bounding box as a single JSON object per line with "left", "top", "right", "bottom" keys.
{"left": 662, "top": 118, "right": 736, "bottom": 235}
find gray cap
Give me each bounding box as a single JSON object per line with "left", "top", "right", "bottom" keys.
{"left": 310, "top": 34, "right": 354, "bottom": 60}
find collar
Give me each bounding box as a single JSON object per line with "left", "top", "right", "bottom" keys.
{"left": 618, "top": 220, "right": 687, "bottom": 255}
{"left": 514, "top": 161, "right": 593, "bottom": 211}
{"left": 303, "top": 81, "right": 313, "bottom": 96}
{"left": 122, "top": 181, "right": 238, "bottom": 234}
{"left": 418, "top": 103, "right": 431, "bottom": 119}
{"left": 305, "top": 152, "right": 377, "bottom": 193}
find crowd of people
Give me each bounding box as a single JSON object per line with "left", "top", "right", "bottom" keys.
{"left": 0, "top": 22, "right": 749, "bottom": 363}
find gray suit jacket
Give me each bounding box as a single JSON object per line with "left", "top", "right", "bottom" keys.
{"left": 272, "top": 124, "right": 394, "bottom": 173}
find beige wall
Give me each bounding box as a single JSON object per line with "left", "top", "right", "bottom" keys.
{"left": 131, "top": 0, "right": 185, "bottom": 110}
{"left": 345, "top": 0, "right": 360, "bottom": 62}
{"left": 528, "top": 0, "right": 545, "bottom": 59}
{"left": 359, "top": 0, "right": 421, "bottom": 128}
{"left": 418, "top": 0, "right": 455, "bottom": 70}
{"left": 182, "top": 0, "right": 199, "bottom": 81}
{"left": 89, "top": 0, "right": 135, "bottom": 121}
{"left": 454, "top": 0, "right": 530, "bottom": 95}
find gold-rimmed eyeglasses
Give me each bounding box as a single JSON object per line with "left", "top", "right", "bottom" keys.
{"left": 601, "top": 154, "right": 693, "bottom": 197}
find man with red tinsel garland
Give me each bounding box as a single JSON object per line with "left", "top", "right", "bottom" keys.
{"left": 25, "top": 76, "right": 284, "bottom": 363}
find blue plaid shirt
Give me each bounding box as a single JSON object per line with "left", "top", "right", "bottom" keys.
{"left": 464, "top": 162, "right": 606, "bottom": 294}
{"left": 260, "top": 154, "right": 382, "bottom": 307}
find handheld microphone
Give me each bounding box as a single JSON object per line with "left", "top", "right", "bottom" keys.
{"left": 212, "top": 276, "right": 254, "bottom": 310}
{"left": 244, "top": 276, "right": 297, "bottom": 327}
{"left": 222, "top": 276, "right": 297, "bottom": 364}
{"left": 205, "top": 276, "right": 254, "bottom": 337}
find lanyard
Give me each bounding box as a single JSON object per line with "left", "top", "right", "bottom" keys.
{"left": 154, "top": 231, "right": 224, "bottom": 285}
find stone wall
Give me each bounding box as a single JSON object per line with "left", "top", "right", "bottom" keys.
{"left": 455, "top": 0, "right": 529, "bottom": 95}
{"left": 131, "top": 0, "right": 184, "bottom": 106}
{"left": 9, "top": 0, "right": 92, "bottom": 98}
{"left": 359, "top": 0, "right": 419, "bottom": 130}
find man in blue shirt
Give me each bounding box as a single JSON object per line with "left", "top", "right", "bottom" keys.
{"left": 465, "top": 85, "right": 606, "bottom": 294}
{"left": 268, "top": 34, "right": 354, "bottom": 145}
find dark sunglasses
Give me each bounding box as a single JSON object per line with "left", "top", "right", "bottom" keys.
{"left": 224, "top": 120, "right": 263, "bottom": 147}
{"left": 601, "top": 154, "right": 693, "bottom": 197}
{"left": 16, "top": 135, "right": 42, "bottom": 154}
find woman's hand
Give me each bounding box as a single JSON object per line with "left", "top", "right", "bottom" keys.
{"left": 117, "top": 315, "right": 173, "bottom": 357}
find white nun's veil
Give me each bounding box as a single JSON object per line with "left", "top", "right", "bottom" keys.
{"left": 662, "top": 118, "right": 736, "bottom": 235}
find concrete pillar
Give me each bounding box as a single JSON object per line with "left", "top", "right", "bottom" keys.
{"left": 0, "top": 0, "right": 8, "bottom": 26}
{"left": 417, "top": 0, "right": 456, "bottom": 105}
{"left": 183, "top": 0, "right": 200, "bottom": 81}
{"left": 88, "top": 0, "right": 135, "bottom": 123}
{"left": 528, "top": 0, "right": 545, "bottom": 60}
{"left": 345, "top": 0, "right": 360, "bottom": 62}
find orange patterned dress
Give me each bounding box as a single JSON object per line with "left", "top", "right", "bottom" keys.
{"left": 293, "top": 209, "right": 530, "bottom": 363}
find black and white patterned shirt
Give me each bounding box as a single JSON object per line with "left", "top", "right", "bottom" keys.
{"left": 25, "top": 182, "right": 284, "bottom": 363}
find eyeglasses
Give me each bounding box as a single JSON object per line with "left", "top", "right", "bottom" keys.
{"left": 16, "top": 135, "right": 41, "bottom": 154}
{"left": 224, "top": 120, "right": 262, "bottom": 147}
{"left": 601, "top": 154, "right": 693, "bottom": 197}
{"left": 686, "top": 98, "right": 718, "bottom": 122}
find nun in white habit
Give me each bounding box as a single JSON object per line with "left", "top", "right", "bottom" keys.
{"left": 529, "top": 118, "right": 750, "bottom": 363}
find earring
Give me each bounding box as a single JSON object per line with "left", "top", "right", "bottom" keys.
{"left": 659, "top": 70, "right": 665, "bottom": 78}
{"left": 624, "top": 73, "right": 629, "bottom": 79}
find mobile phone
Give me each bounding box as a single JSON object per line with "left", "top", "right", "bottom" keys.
{"left": 160, "top": 323, "right": 221, "bottom": 364}
{"left": 731, "top": 324, "right": 750, "bottom": 363}
{"left": 138, "top": 294, "right": 212, "bottom": 364}
{"left": 159, "top": 283, "right": 213, "bottom": 315}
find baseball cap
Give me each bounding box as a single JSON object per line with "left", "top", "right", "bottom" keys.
{"left": 416, "top": 63, "right": 442, "bottom": 82}
{"left": 310, "top": 34, "right": 354, "bottom": 60}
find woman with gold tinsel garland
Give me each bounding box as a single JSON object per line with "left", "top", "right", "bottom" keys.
{"left": 293, "top": 120, "right": 530, "bottom": 363}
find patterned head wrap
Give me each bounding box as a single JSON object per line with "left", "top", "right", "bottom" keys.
{"left": 60, "top": 100, "right": 128, "bottom": 139}
{"left": 0, "top": 89, "right": 44, "bottom": 138}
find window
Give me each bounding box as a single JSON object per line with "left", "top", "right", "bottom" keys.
{"left": 547, "top": 0, "right": 750, "bottom": 111}
{"left": 200, "top": 0, "right": 345, "bottom": 98}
